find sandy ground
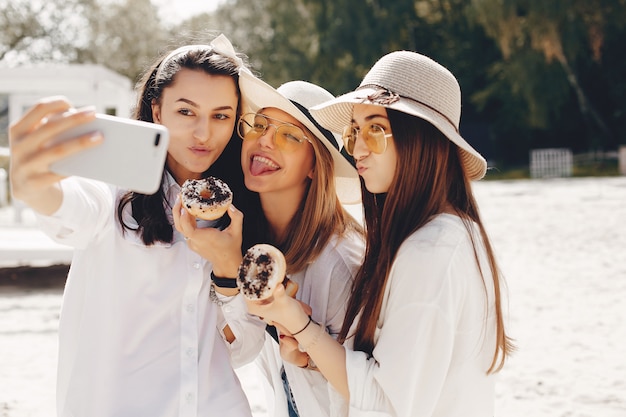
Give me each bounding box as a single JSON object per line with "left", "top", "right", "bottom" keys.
{"left": 1, "top": 176, "right": 625, "bottom": 416}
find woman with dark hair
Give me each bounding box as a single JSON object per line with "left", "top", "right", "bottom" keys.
{"left": 8, "top": 34, "right": 259, "bottom": 416}
{"left": 245, "top": 51, "right": 515, "bottom": 416}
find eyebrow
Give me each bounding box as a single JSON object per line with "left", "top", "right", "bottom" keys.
{"left": 176, "top": 98, "right": 235, "bottom": 111}
{"left": 351, "top": 113, "right": 389, "bottom": 124}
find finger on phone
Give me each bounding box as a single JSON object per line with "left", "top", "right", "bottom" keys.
{"left": 44, "top": 131, "right": 103, "bottom": 162}
{"left": 38, "top": 109, "right": 98, "bottom": 150}
{"left": 10, "top": 97, "right": 73, "bottom": 139}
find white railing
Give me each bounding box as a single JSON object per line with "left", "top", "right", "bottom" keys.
{"left": 529, "top": 148, "right": 573, "bottom": 179}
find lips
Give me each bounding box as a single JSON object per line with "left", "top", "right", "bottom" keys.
{"left": 189, "top": 146, "right": 211, "bottom": 156}
{"left": 249, "top": 155, "right": 280, "bottom": 176}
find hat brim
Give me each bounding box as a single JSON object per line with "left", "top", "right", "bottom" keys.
{"left": 239, "top": 71, "right": 361, "bottom": 203}
{"left": 310, "top": 87, "right": 487, "bottom": 180}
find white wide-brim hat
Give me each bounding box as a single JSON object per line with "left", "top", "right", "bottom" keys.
{"left": 238, "top": 70, "right": 361, "bottom": 203}
{"left": 309, "top": 51, "right": 487, "bottom": 180}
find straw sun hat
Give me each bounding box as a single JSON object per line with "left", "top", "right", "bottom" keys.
{"left": 309, "top": 51, "right": 487, "bottom": 180}
{"left": 238, "top": 70, "right": 361, "bottom": 203}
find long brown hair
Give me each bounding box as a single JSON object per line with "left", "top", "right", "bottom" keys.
{"left": 338, "top": 108, "right": 513, "bottom": 373}
{"left": 242, "top": 127, "right": 363, "bottom": 274}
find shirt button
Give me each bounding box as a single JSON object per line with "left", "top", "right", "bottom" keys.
{"left": 186, "top": 347, "right": 195, "bottom": 357}
{"left": 186, "top": 392, "right": 194, "bottom": 403}
{"left": 186, "top": 303, "right": 195, "bottom": 313}
{"left": 192, "top": 262, "right": 201, "bottom": 269}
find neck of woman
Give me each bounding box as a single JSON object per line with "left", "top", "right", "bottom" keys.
{"left": 259, "top": 188, "right": 306, "bottom": 243}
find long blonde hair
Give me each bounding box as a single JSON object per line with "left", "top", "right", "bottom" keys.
{"left": 338, "top": 109, "right": 514, "bottom": 373}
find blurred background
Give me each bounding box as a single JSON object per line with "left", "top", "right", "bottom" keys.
{"left": 1, "top": 0, "right": 625, "bottom": 178}
{"left": 1, "top": 2, "right": 626, "bottom": 416}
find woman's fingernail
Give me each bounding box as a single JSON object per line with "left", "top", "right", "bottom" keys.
{"left": 77, "top": 105, "right": 96, "bottom": 114}
{"left": 88, "top": 132, "right": 103, "bottom": 143}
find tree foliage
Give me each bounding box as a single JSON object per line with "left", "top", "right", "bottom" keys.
{"left": 265, "top": 0, "right": 626, "bottom": 163}
{"left": 0, "top": 0, "right": 86, "bottom": 63}
{"left": 75, "top": 0, "right": 167, "bottom": 81}
{"left": 470, "top": 0, "right": 626, "bottom": 155}
{"left": 1, "top": 0, "right": 625, "bottom": 167}
{"left": 0, "top": 0, "right": 166, "bottom": 82}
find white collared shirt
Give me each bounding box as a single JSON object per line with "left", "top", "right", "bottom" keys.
{"left": 36, "top": 175, "right": 252, "bottom": 417}
{"left": 335, "top": 214, "right": 497, "bottom": 416}
{"left": 221, "top": 232, "right": 365, "bottom": 417}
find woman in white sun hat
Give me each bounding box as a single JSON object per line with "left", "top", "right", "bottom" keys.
{"left": 173, "top": 71, "right": 364, "bottom": 417}
{"left": 245, "top": 51, "right": 515, "bottom": 416}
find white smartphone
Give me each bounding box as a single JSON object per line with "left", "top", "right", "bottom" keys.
{"left": 50, "top": 114, "right": 170, "bottom": 194}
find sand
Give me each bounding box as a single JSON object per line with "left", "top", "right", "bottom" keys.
{"left": 1, "top": 176, "right": 625, "bottom": 416}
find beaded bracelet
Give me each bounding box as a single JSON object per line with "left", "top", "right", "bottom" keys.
{"left": 209, "top": 283, "right": 237, "bottom": 306}
{"left": 210, "top": 271, "right": 238, "bottom": 288}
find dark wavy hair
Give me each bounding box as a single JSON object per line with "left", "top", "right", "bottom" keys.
{"left": 117, "top": 42, "right": 251, "bottom": 245}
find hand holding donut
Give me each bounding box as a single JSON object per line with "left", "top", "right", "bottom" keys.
{"left": 237, "top": 244, "right": 299, "bottom": 302}
{"left": 173, "top": 185, "right": 243, "bottom": 278}
{"left": 238, "top": 244, "right": 307, "bottom": 331}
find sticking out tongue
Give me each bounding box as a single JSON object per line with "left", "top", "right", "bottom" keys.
{"left": 250, "top": 157, "right": 279, "bottom": 176}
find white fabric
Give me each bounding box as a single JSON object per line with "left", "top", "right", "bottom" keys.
{"left": 36, "top": 175, "right": 254, "bottom": 417}
{"left": 223, "top": 233, "right": 364, "bottom": 417}
{"left": 333, "top": 214, "right": 498, "bottom": 417}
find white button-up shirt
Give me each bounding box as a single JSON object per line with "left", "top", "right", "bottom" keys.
{"left": 36, "top": 175, "right": 253, "bottom": 417}
{"left": 220, "top": 232, "right": 365, "bottom": 417}
{"left": 335, "top": 214, "right": 498, "bottom": 416}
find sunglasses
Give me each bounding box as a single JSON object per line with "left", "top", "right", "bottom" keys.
{"left": 237, "top": 113, "right": 312, "bottom": 152}
{"left": 342, "top": 124, "right": 393, "bottom": 156}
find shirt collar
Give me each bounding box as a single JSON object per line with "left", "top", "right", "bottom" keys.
{"left": 163, "top": 170, "right": 181, "bottom": 206}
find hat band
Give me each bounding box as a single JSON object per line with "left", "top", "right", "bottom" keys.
{"left": 290, "top": 100, "right": 339, "bottom": 150}
{"left": 356, "top": 85, "right": 459, "bottom": 134}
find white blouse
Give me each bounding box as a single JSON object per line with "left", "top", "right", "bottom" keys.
{"left": 37, "top": 175, "right": 257, "bottom": 417}
{"left": 336, "top": 214, "right": 498, "bottom": 417}
{"left": 222, "top": 232, "right": 365, "bottom": 417}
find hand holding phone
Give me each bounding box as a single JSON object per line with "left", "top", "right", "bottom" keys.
{"left": 50, "top": 114, "right": 170, "bottom": 194}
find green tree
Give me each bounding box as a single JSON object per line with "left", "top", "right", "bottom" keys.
{"left": 0, "top": 0, "right": 167, "bottom": 83}
{"left": 469, "top": 0, "right": 626, "bottom": 152}
{"left": 75, "top": 0, "right": 166, "bottom": 82}
{"left": 0, "top": 0, "right": 85, "bottom": 63}
{"left": 185, "top": 0, "right": 318, "bottom": 87}
{"left": 184, "top": 0, "right": 626, "bottom": 166}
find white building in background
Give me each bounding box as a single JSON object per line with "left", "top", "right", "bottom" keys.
{"left": 0, "top": 64, "right": 134, "bottom": 148}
